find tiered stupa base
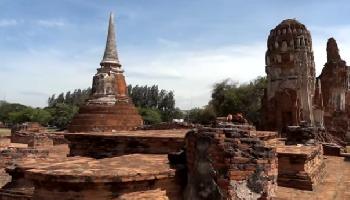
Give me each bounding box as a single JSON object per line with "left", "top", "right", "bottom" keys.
{"left": 68, "top": 103, "right": 143, "bottom": 132}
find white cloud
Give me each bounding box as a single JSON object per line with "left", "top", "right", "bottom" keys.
{"left": 123, "top": 25, "right": 350, "bottom": 110}
{"left": 124, "top": 43, "right": 266, "bottom": 109}
{"left": 0, "top": 48, "right": 97, "bottom": 107}
{"left": 36, "top": 19, "right": 65, "bottom": 27}
{"left": 0, "top": 19, "right": 17, "bottom": 27}
{"left": 3, "top": 25, "right": 350, "bottom": 110}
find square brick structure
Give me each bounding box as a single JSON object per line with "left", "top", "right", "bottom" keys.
{"left": 276, "top": 145, "right": 325, "bottom": 191}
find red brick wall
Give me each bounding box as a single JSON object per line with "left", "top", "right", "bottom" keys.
{"left": 185, "top": 128, "right": 277, "bottom": 199}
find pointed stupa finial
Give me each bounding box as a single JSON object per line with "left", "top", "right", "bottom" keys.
{"left": 101, "top": 12, "right": 120, "bottom": 66}
{"left": 327, "top": 37, "right": 341, "bottom": 62}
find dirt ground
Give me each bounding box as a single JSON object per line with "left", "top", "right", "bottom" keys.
{"left": 0, "top": 128, "right": 10, "bottom": 137}
{"left": 274, "top": 156, "right": 350, "bottom": 200}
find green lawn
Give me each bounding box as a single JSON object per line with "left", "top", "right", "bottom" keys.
{"left": 0, "top": 128, "right": 11, "bottom": 137}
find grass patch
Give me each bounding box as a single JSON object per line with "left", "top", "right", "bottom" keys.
{"left": 0, "top": 128, "right": 11, "bottom": 137}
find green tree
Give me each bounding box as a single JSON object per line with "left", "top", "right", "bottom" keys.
{"left": 138, "top": 107, "right": 162, "bottom": 125}
{"left": 128, "top": 85, "right": 179, "bottom": 122}
{"left": 7, "top": 107, "right": 52, "bottom": 125}
{"left": 46, "top": 103, "right": 79, "bottom": 130}
{"left": 185, "top": 106, "right": 216, "bottom": 124}
{"left": 47, "top": 88, "right": 91, "bottom": 107}
{"left": 32, "top": 109, "right": 52, "bottom": 125}
{"left": 209, "top": 76, "right": 267, "bottom": 126}
{"left": 0, "top": 102, "right": 28, "bottom": 124}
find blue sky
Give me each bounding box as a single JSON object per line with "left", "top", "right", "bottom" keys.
{"left": 1, "top": 0, "right": 350, "bottom": 109}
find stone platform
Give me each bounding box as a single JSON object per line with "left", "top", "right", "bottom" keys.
{"left": 0, "top": 132, "right": 69, "bottom": 190}
{"left": 277, "top": 144, "right": 325, "bottom": 191}
{"left": 64, "top": 129, "right": 187, "bottom": 158}
{"left": 68, "top": 104, "right": 143, "bottom": 133}
{"left": 0, "top": 154, "right": 184, "bottom": 200}
{"left": 274, "top": 156, "right": 350, "bottom": 199}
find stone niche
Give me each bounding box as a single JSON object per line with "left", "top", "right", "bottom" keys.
{"left": 184, "top": 128, "right": 277, "bottom": 200}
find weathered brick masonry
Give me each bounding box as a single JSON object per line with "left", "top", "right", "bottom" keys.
{"left": 184, "top": 128, "right": 277, "bottom": 199}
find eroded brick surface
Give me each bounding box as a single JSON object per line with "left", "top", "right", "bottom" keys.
{"left": 262, "top": 19, "right": 317, "bottom": 133}
{"left": 274, "top": 156, "right": 350, "bottom": 200}
{"left": 185, "top": 128, "right": 278, "bottom": 200}
{"left": 64, "top": 130, "right": 187, "bottom": 158}
{"left": 276, "top": 145, "right": 325, "bottom": 191}
{"left": 2, "top": 154, "right": 183, "bottom": 200}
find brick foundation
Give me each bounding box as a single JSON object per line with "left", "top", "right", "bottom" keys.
{"left": 64, "top": 130, "right": 187, "bottom": 158}
{"left": 0, "top": 154, "right": 183, "bottom": 200}
{"left": 277, "top": 144, "right": 325, "bottom": 190}
{"left": 184, "top": 128, "right": 277, "bottom": 199}
{"left": 68, "top": 103, "right": 143, "bottom": 133}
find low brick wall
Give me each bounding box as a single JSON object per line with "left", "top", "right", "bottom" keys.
{"left": 184, "top": 128, "right": 277, "bottom": 200}
{"left": 11, "top": 132, "right": 67, "bottom": 147}
{"left": 64, "top": 130, "right": 187, "bottom": 158}
{"left": 277, "top": 144, "right": 325, "bottom": 190}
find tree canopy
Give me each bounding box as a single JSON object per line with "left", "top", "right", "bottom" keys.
{"left": 128, "top": 84, "right": 183, "bottom": 123}
{"left": 184, "top": 76, "right": 267, "bottom": 126}
{"left": 209, "top": 76, "right": 267, "bottom": 126}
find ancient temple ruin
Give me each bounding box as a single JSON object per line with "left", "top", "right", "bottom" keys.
{"left": 1, "top": 15, "right": 350, "bottom": 200}
{"left": 68, "top": 13, "right": 143, "bottom": 133}
{"left": 262, "top": 19, "right": 350, "bottom": 146}
{"left": 263, "top": 19, "right": 318, "bottom": 133}
{"left": 318, "top": 38, "right": 350, "bottom": 145}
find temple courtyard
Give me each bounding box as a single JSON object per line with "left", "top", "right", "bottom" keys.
{"left": 1, "top": 9, "right": 350, "bottom": 200}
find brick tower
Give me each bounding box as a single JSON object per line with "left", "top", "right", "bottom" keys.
{"left": 262, "top": 19, "right": 316, "bottom": 133}
{"left": 319, "top": 38, "right": 350, "bottom": 143}
{"left": 68, "top": 13, "right": 143, "bottom": 132}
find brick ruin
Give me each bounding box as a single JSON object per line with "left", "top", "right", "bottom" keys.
{"left": 68, "top": 13, "right": 142, "bottom": 133}
{"left": 184, "top": 128, "right": 278, "bottom": 199}
{"left": 318, "top": 38, "right": 350, "bottom": 145}
{"left": 1, "top": 16, "right": 350, "bottom": 200}
{"left": 262, "top": 19, "right": 318, "bottom": 134}
{"left": 262, "top": 19, "right": 350, "bottom": 147}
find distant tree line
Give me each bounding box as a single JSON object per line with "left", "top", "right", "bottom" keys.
{"left": 186, "top": 76, "right": 267, "bottom": 127}
{"left": 48, "top": 88, "right": 91, "bottom": 107}
{"left": 0, "top": 77, "right": 266, "bottom": 129}
{"left": 0, "top": 84, "right": 184, "bottom": 129}
{"left": 128, "top": 85, "right": 183, "bottom": 124}
{"left": 0, "top": 100, "right": 52, "bottom": 126}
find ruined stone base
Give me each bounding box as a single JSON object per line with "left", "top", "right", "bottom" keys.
{"left": 185, "top": 128, "right": 278, "bottom": 200}
{"left": 0, "top": 131, "right": 69, "bottom": 191}
{"left": 64, "top": 129, "right": 187, "bottom": 158}
{"left": 0, "top": 154, "right": 183, "bottom": 200}
{"left": 277, "top": 144, "right": 325, "bottom": 191}
{"left": 68, "top": 103, "right": 143, "bottom": 132}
